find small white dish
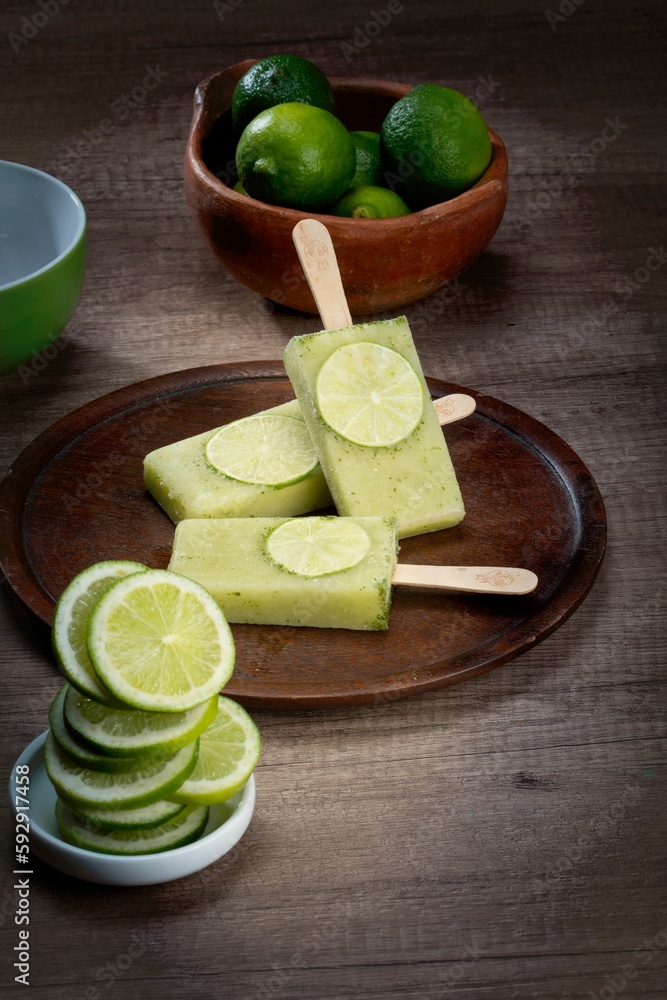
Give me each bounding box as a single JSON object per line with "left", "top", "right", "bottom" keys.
{"left": 9, "top": 731, "right": 255, "bottom": 886}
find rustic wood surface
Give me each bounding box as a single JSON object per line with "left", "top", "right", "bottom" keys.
{"left": 0, "top": 1, "right": 665, "bottom": 997}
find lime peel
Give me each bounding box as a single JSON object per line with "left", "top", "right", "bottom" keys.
{"left": 56, "top": 799, "right": 208, "bottom": 854}
{"left": 52, "top": 560, "right": 147, "bottom": 707}
{"left": 45, "top": 732, "right": 200, "bottom": 810}
{"left": 69, "top": 798, "right": 187, "bottom": 831}
{"left": 49, "top": 685, "right": 145, "bottom": 773}
{"left": 169, "top": 695, "right": 261, "bottom": 806}
{"left": 64, "top": 685, "right": 218, "bottom": 757}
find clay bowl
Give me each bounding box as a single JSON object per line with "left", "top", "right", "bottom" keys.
{"left": 184, "top": 60, "right": 508, "bottom": 316}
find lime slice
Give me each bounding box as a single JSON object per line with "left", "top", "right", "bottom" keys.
{"left": 205, "top": 413, "right": 318, "bottom": 487}
{"left": 56, "top": 799, "right": 208, "bottom": 855}
{"left": 52, "top": 560, "right": 147, "bottom": 706}
{"left": 68, "top": 798, "right": 187, "bottom": 831}
{"left": 170, "top": 696, "right": 261, "bottom": 805}
{"left": 64, "top": 685, "right": 218, "bottom": 757}
{"left": 49, "top": 685, "right": 146, "bottom": 773}
{"left": 315, "top": 342, "right": 424, "bottom": 447}
{"left": 45, "top": 731, "right": 199, "bottom": 810}
{"left": 266, "top": 516, "right": 371, "bottom": 577}
{"left": 86, "top": 569, "right": 235, "bottom": 712}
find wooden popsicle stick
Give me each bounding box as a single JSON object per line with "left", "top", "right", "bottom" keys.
{"left": 292, "top": 219, "right": 477, "bottom": 427}
{"left": 433, "top": 393, "right": 476, "bottom": 425}
{"left": 292, "top": 219, "right": 352, "bottom": 330}
{"left": 392, "top": 565, "right": 538, "bottom": 595}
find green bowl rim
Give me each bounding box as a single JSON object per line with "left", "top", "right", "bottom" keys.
{"left": 0, "top": 160, "right": 87, "bottom": 293}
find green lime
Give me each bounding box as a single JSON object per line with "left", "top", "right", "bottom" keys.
{"left": 205, "top": 412, "right": 317, "bottom": 488}
{"left": 266, "top": 517, "right": 372, "bottom": 577}
{"left": 169, "top": 695, "right": 261, "bottom": 805}
{"left": 236, "top": 103, "right": 355, "bottom": 211}
{"left": 349, "top": 131, "right": 382, "bottom": 186}
{"left": 233, "top": 180, "right": 248, "bottom": 195}
{"left": 68, "top": 798, "right": 187, "bottom": 831}
{"left": 232, "top": 54, "right": 335, "bottom": 135}
{"left": 86, "top": 569, "right": 235, "bottom": 712}
{"left": 315, "top": 342, "right": 424, "bottom": 447}
{"left": 45, "top": 732, "right": 199, "bottom": 810}
{"left": 334, "top": 185, "right": 411, "bottom": 219}
{"left": 64, "top": 684, "right": 218, "bottom": 757}
{"left": 56, "top": 799, "right": 208, "bottom": 854}
{"left": 49, "top": 685, "right": 146, "bottom": 773}
{"left": 52, "top": 560, "right": 147, "bottom": 706}
{"left": 381, "top": 83, "right": 492, "bottom": 208}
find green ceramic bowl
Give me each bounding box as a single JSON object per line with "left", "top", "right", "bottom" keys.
{"left": 0, "top": 161, "right": 86, "bottom": 377}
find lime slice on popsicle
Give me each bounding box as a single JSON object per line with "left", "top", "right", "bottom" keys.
{"left": 52, "top": 559, "right": 147, "bottom": 706}
{"left": 86, "top": 569, "right": 235, "bottom": 713}
{"left": 56, "top": 799, "right": 208, "bottom": 854}
{"left": 315, "top": 341, "right": 424, "bottom": 447}
{"left": 266, "top": 516, "right": 371, "bottom": 577}
{"left": 169, "top": 696, "right": 261, "bottom": 805}
{"left": 205, "top": 412, "right": 318, "bottom": 487}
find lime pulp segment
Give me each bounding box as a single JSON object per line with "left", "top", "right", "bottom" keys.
{"left": 315, "top": 342, "right": 424, "bottom": 447}
{"left": 56, "top": 799, "right": 209, "bottom": 855}
{"left": 205, "top": 412, "right": 318, "bottom": 487}
{"left": 64, "top": 684, "right": 218, "bottom": 756}
{"left": 87, "top": 569, "right": 235, "bottom": 712}
{"left": 266, "top": 517, "right": 371, "bottom": 577}
{"left": 45, "top": 731, "right": 199, "bottom": 810}
{"left": 170, "top": 695, "right": 261, "bottom": 805}
{"left": 52, "top": 560, "right": 147, "bottom": 706}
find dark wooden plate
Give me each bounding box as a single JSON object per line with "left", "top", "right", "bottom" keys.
{"left": 0, "top": 363, "right": 606, "bottom": 708}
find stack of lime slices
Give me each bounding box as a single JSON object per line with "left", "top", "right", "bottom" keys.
{"left": 45, "top": 561, "right": 261, "bottom": 856}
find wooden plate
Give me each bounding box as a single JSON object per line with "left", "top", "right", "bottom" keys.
{"left": 0, "top": 363, "right": 606, "bottom": 708}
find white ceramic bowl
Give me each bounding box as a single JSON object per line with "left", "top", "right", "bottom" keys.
{"left": 9, "top": 731, "right": 255, "bottom": 886}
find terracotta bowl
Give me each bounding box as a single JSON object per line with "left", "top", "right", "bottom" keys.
{"left": 184, "top": 60, "right": 508, "bottom": 316}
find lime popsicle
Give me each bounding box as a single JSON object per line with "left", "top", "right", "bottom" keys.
{"left": 144, "top": 400, "right": 331, "bottom": 524}
{"left": 284, "top": 219, "right": 465, "bottom": 539}
{"left": 144, "top": 394, "right": 472, "bottom": 526}
{"left": 284, "top": 315, "right": 464, "bottom": 538}
{"left": 169, "top": 516, "right": 399, "bottom": 631}
{"left": 169, "top": 516, "right": 538, "bottom": 632}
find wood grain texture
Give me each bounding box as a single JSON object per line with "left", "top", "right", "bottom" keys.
{"left": 0, "top": 0, "right": 665, "bottom": 998}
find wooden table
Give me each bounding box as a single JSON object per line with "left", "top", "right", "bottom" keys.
{"left": 1, "top": 1, "right": 665, "bottom": 996}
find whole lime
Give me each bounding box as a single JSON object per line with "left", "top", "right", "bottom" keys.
{"left": 236, "top": 103, "right": 356, "bottom": 211}
{"left": 349, "top": 131, "right": 382, "bottom": 186}
{"left": 233, "top": 180, "right": 248, "bottom": 195}
{"left": 232, "top": 54, "right": 335, "bottom": 135}
{"left": 334, "top": 185, "right": 411, "bottom": 219}
{"left": 381, "top": 84, "right": 492, "bottom": 208}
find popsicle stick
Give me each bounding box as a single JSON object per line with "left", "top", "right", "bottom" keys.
{"left": 292, "top": 219, "right": 476, "bottom": 427}
{"left": 392, "top": 565, "right": 538, "bottom": 595}
{"left": 433, "top": 393, "right": 476, "bottom": 425}
{"left": 292, "top": 219, "right": 352, "bottom": 330}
